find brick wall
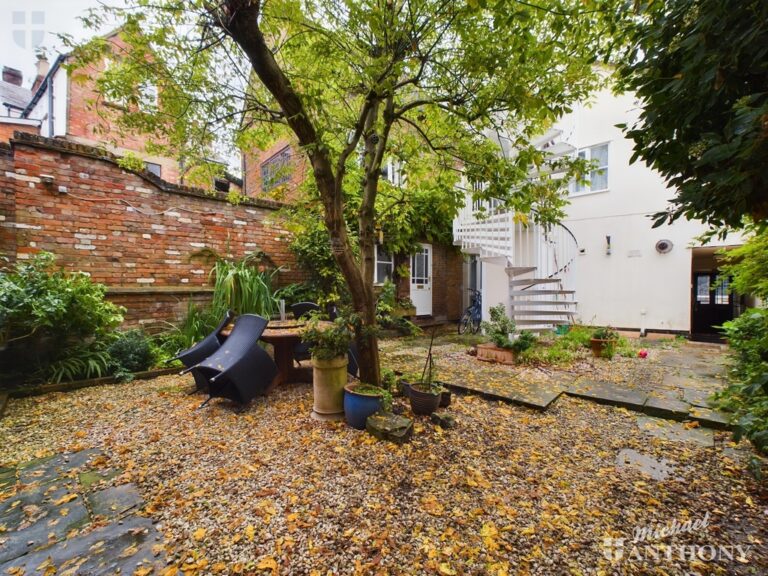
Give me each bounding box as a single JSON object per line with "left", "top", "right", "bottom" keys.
{"left": 65, "top": 34, "right": 181, "bottom": 183}
{"left": 394, "top": 244, "right": 463, "bottom": 321}
{"left": 0, "top": 121, "right": 38, "bottom": 142}
{"left": 242, "top": 139, "right": 308, "bottom": 202}
{"left": 1, "top": 133, "right": 304, "bottom": 328}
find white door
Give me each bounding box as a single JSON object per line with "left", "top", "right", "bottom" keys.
{"left": 410, "top": 243, "right": 432, "bottom": 316}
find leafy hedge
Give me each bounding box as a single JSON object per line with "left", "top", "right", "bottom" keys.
{"left": 716, "top": 309, "right": 768, "bottom": 456}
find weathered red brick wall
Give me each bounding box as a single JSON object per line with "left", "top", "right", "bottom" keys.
{"left": 242, "top": 139, "right": 308, "bottom": 202}
{"left": 1, "top": 133, "right": 304, "bottom": 327}
{"left": 66, "top": 34, "right": 181, "bottom": 183}
{"left": 394, "top": 244, "right": 463, "bottom": 321}
{"left": 0, "top": 121, "right": 38, "bottom": 142}
{"left": 0, "top": 143, "right": 16, "bottom": 260}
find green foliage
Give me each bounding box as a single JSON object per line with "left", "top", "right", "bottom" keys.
{"left": 482, "top": 304, "right": 516, "bottom": 349}
{"left": 617, "top": 0, "right": 768, "bottom": 233}
{"left": 284, "top": 211, "right": 350, "bottom": 307}
{"left": 353, "top": 383, "right": 393, "bottom": 412}
{"left": 376, "top": 280, "right": 421, "bottom": 337}
{"left": 107, "top": 330, "right": 154, "bottom": 379}
{"left": 0, "top": 252, "right": 124, "bottom": 346}
{"left": 46, "top": 343, "right": 112, "bottom": 384}
{"left": 0, "top": 252, "right": 124, "bottom": 385}
{"left": 276, "top": 282, "right": 323, "bottom": 308}
{"left": 718, "top": 228, "right": 768, "bottom": 300}
{"left": 715, "top": 309, "right": 768, "bottom": 456}
{"left": 592, "top": 326, "right": 619, "bottom": 341}
{"left": 511, "top": 331, "right": 537, "bottom": 354}
{"left": 210, "top": 256, "right": 279, "bottom": 318}
{"left": 302, "top": 316, "right": 354, "bottom": 361}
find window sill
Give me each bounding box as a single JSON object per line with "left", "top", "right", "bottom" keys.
{"left": 570, "top": 188, "right": 610, "bottom": 198}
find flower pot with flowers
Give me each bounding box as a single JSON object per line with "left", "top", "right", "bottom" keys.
{"left": 590, "top": 326, "right": 620, "bottom": 359}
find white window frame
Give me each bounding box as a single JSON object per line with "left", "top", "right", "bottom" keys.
{"left": 382, "top": 157, "right": 405, "bottom": 187}
{"left": 374, "top": 245, "right": 394, "bottom": 285}
{"left": 570, "top": 142, "right": 609, "bottom": 196}
{"left": 260, "top": 146, "right": 293, "bottom": 192}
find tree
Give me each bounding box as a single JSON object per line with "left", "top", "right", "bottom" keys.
{"left": 719, "top": 227, "right": 768, "bottom": 301}
{"left": 70, "top": 0, "right": 621, "bottom": 385}
{"left": 616, "top": 0, "right": 768, "bottom": 234}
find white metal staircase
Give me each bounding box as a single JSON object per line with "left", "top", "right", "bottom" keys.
{"left": 453, "top": 202, "right": 579, "bottom": 333}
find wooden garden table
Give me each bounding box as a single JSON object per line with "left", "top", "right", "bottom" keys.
{"left": 259, "top": 320, "right": 331, "bottom": 386}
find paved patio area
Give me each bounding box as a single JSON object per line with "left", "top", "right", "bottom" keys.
{"left": 381, "top": 335, "right": 731, "bottom": 428}
{"left": 0, "top": 450, "right": 165, "bottom": 573}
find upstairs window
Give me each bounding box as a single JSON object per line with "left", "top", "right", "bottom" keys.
{"left": 144, "top": 162, "right": 161, "bottom": 177}
{"left": 381, "top": 157, "right": 405, "bottom": 187}
{"left": 571, "top": 143, "right": 609, "bottom": 195}
{"left": 374, "top": 245, "right": 394, "bottom": 285}
{"left": 261, "top": 147, "right": 292, "bottom": 192}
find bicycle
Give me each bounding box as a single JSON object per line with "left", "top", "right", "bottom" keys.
{"left": 458, "top": 288, "right": 482, "bottom": 334}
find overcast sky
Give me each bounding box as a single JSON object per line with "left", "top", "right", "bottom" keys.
{"left": 1, "top": 0, "right": 123, "bottom": 88}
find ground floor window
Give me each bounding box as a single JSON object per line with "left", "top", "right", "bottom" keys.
{"left": 374, "top": 245, "right": 393, "bottom": 285}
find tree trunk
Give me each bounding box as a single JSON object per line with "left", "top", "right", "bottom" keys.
{"left": 223, "top": 1, "right": 382, "bottom": 385}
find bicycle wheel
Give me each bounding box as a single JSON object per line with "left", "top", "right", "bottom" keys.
{"left": 471, "top": 314, "right": 481, "bottom": 334}
{"left": 458, "top": 311, "right": 472, "bottom": 334}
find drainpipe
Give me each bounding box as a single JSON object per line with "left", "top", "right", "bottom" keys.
{"left": 47, "top": 74, "right": 54, "bottom": 137}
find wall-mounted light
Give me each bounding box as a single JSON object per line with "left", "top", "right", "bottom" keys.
{"left": 40, "top": 174, "right": 54, "bottom": 187}
{"left": 605, "top": 235, "right": 612, "bottom": 256}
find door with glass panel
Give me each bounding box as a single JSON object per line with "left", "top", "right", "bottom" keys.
{"left": 691, "top": 272, "right": 734, "bottom": 339}
{"left": 410, "top": 244, "right": 432, "bottom": 316}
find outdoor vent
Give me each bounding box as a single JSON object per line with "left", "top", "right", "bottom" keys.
{"left": 655, "top": 239, "right": 673, "bottom": 254}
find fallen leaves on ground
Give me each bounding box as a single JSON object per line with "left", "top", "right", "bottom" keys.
{"left": 0, "top": 335, "right": 764, "bottom": 575}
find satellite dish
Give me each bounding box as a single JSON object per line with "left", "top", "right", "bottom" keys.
{"left": 655, "top": 239, "right": 673, "bottom": 254}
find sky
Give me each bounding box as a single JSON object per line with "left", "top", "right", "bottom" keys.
{"left": 0, "top": 0, "right": 123, "bottom": 88}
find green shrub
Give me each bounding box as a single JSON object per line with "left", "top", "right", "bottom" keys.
{"left": 481, "top": 304, "right": 516, "bottom": 349}
{"left": 592, "top": 326, "right": 619, "bottom": 340}
{"left": 376, "top": 280, "right": 421, "bottom": 336}
{"left": 301, "top": 315, "right": 353, "bottom": 360}
{"left": 0, "top": 252, "right": 123, "bottom": 346}
{"left": 511, "top": 330, "right": 537, "bottom": 353}
{"left": 210, "top": 256, "right": 279, "bottom": 318}
{"left": 715, "top": 309, "right": 768, "bottom": 457}
{"left": 107, "top": 330, "right": 154, "bottom": 377}
{"left": 0, "top": 252, "right": 124, "bottom": 385}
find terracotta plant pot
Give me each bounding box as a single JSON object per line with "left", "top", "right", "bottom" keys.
{"left": 590, "top": 338, "right": 617, "bottom": 359}
{"left": 311, "top": 355, "right": 348, "bottom": 420}
{"left": 476, "top": 343, "right": 516, "bottom": 365}
{"left": 409, "top": 384, "right": 441, "bottom": 416}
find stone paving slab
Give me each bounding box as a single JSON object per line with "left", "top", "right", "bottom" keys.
{"left": 636, "top": 416, "right": 714, "bottom": 447}
{"left": 0, "top": 515, "right": 164, "bottom": 575}
{"left": 87, "top": 484, "right": 145, "bottom": 520}
{"left": 445, "top": 380, "right": 564, "bottom": 410}
{"left": 643, "top": 396, "right": 691, "bottom": 421}
{"left": 682, "top": 388, "right": 716, "bottom": 408}
{"left": 689, "top": 406, "right": 732, "bottom": 430}
{"left": 18, "top": 449, "right": 101, "bottom": 486}
{"left": 566, "top": 380, "right": 648, "bottom": 411}
{"left": 0, "top": 449, "right": 166, "bottom": 571}
{"left": 616, "top": 448, "right": 676, "bottom": 481}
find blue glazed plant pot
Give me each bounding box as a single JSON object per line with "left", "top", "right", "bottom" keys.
{"left": 344, "top": 384, "right": 384, "bottom": 430}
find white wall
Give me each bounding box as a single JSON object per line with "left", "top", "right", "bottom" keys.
{"left": 26, "top": 66, "right": 67, "bottom": 138}
{"left": 482, "top": 260, "right": 509, "bottom": 320}
{"left": 556, "top": 88, "right": 745, "bottom": 331}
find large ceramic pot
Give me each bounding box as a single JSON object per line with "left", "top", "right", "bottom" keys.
{"left": 344, "top": 383, "right": 384, "bottom": 430}
{"left": 311, "top": 355, "right": 348, "bottom": 421}
{"left": 409, "top": 384, "right": 441, "bottom": 416}
{"left": 590, "top": 338, "right": 617, "bottom": 359}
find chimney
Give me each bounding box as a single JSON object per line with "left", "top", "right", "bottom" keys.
{"left": 2, "top": 67, "right": 23, "bottom": 86}
{"left": 31, "top": 56, "right": 50, "bottom": 92}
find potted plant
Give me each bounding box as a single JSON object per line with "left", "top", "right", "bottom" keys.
{"left": 344, "top": 382, "right": 392, "bottom": 430}
{"left": 476, "top": 304, "right": 518, "bottom": 364}
{"left": 590, "top": 326, "right": 619, "bottom": 359}
{"left": 302, "top": 316, "right": 353, "bottom": 420}
{"left": 406, "top": 330, "right": 443, "bottom": 416}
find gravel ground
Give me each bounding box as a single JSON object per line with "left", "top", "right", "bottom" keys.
{"left": 1, "top": 337, "right": 766, "bottom": 576}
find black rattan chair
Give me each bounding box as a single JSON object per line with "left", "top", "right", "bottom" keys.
{"left": 188, "top": 314, "right": 275, "bottom": 406}
{"left": 174, "top": 309, "right": 234, "bottom": 392}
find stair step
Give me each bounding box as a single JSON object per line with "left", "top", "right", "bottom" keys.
{"left": 480, "top": 256, "right": 509, "bottom": 265}
{"left": 509, "top": 278, "right": 561, "bottom": 286}
{"left": 510, "top": 290, "right": 575, "bottom": 296}
{"left": 509, "top": 310, "right": 575, "bottom": 316}
{"left": 511, "top": 300, "right": 578, "bottom": 306}
{"left": 505, "top": 266, "right": 537, "bottom": 277}
{"left": 515, "top": 318, "right": 571, "bottom": 326}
